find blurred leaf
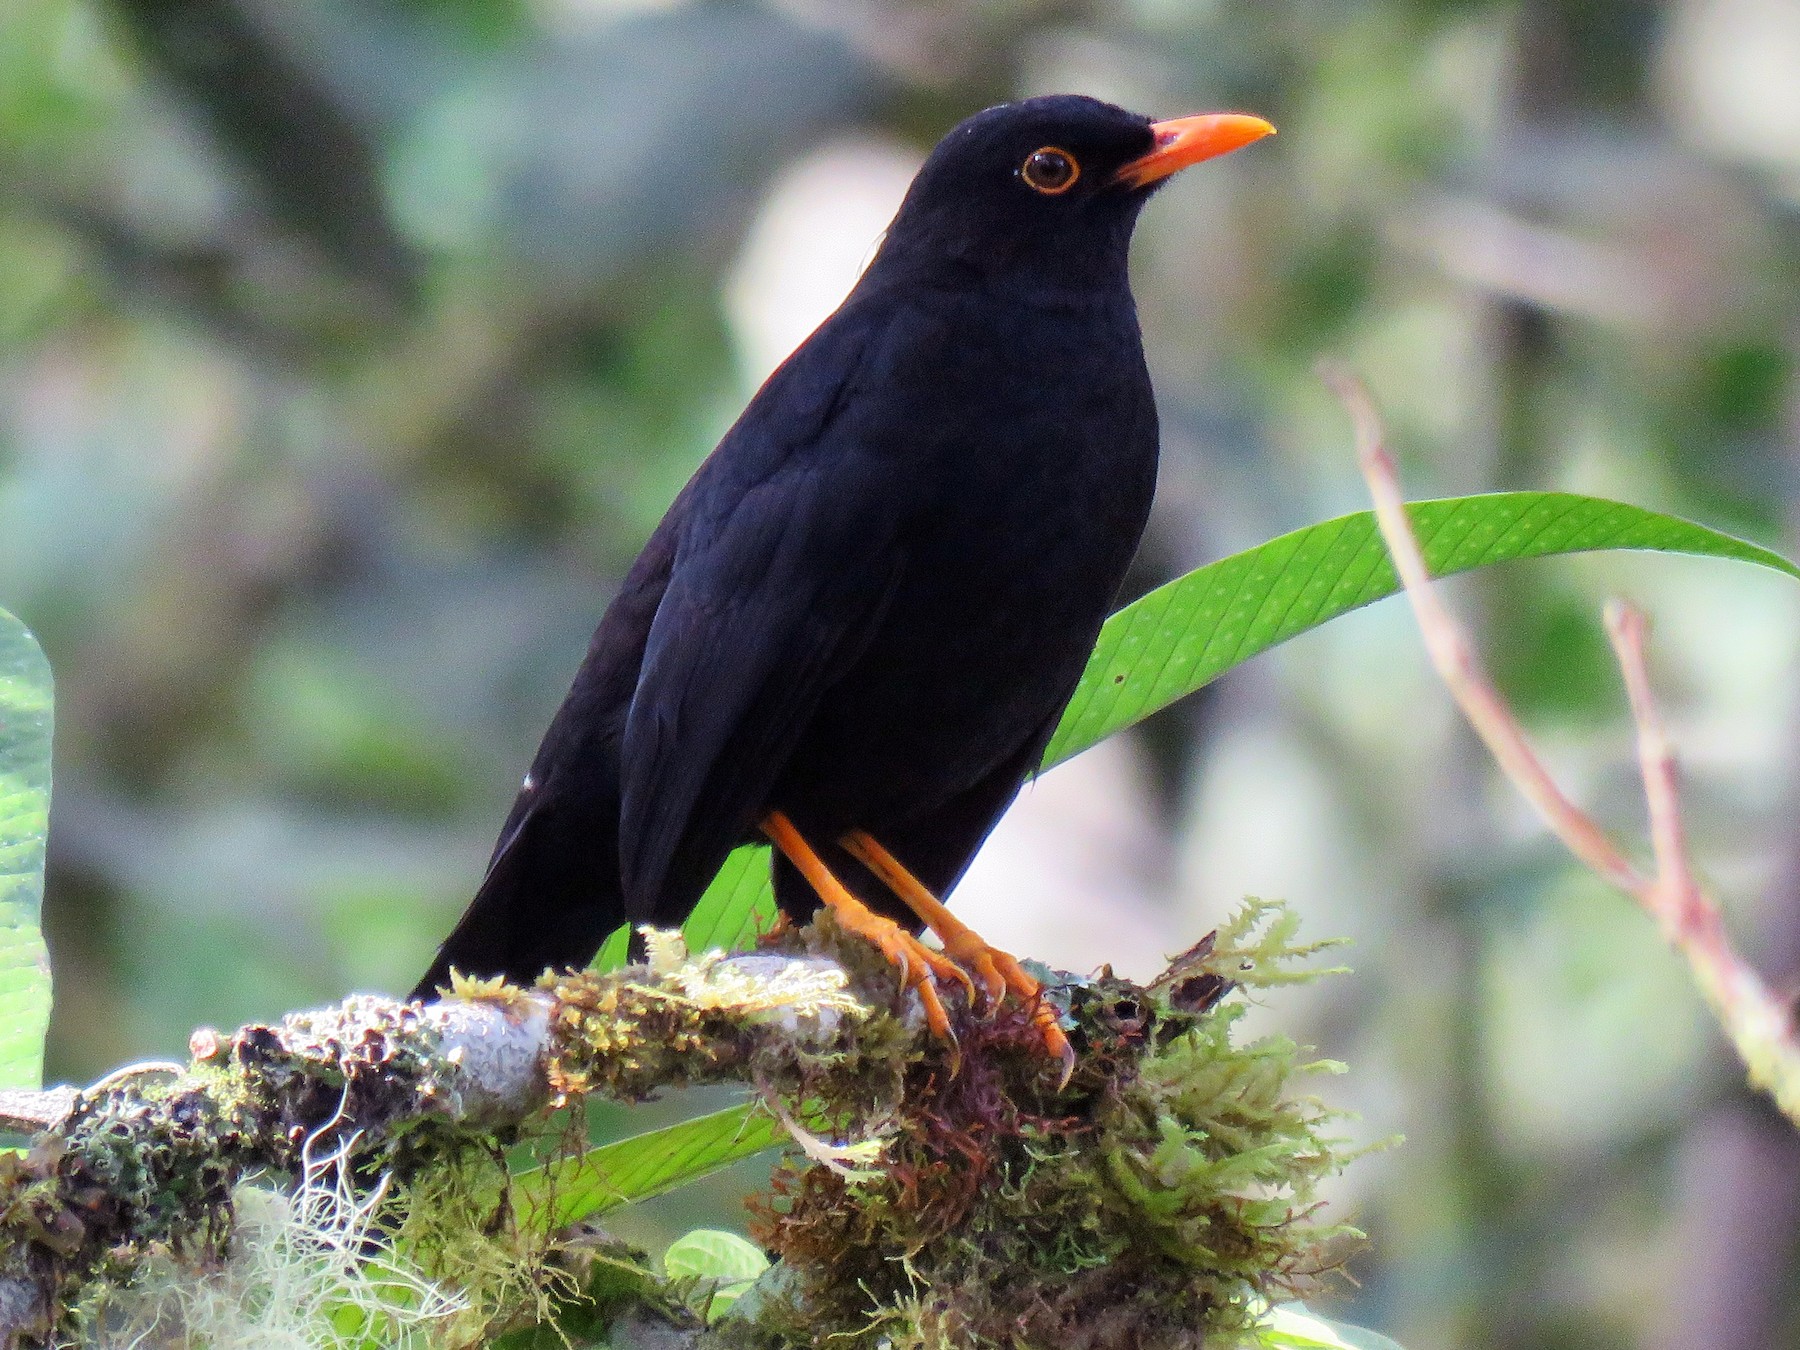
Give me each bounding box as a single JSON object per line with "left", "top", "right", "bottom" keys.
{"left": 1700, "top": 339, "right": 1789, "bottom": 434}
{"left": 387, "top": 0, "right": 528, "bottom": 43}
{"left": 0, "top": 218, "right": 82, "bottom": 348}
{"left": 662, "top": 1228, "right": 768, "bottom": 1283}
{"left": 0, "top": 606, "right": 53, "bottom": 1091}
{"left": 110, "top": 0, "right": 417, "bottom": 296}
{"left": 387, "top": 6, "right": 874, "bottom": 270}
{"left": 669, "top": 492, "right": 1800, "bottom": 964}
{"left": 514, "top": 1102, "right": 785, "bottom": 1229}
{"left": 1480, "top": 871, "right": 1711, "bottom": 1154}
{"left": 1259, "top": 1303, "right": 1406, "bottom": 1349}
{"left": 244, "top": 641, "right": 470, "bottom": 815}
{"left": 0, "top": 0, "right": 121, "bottom": 155}
{"left": 1659, "top": 337, "right": 1794, "bottom": 534}
{"left": 1270, "top": 223, "right": 1378, "bottom": 351}
{"left": 1484, "top": 578, "right": 1621, "bottom": 717}
{"left": 663, "top": 1228, "right": 769, "bottom": 1320}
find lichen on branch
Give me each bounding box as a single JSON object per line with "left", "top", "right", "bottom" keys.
{"left": 0, "top": 902, "right": 1365, "bottom": 1350}
{"left": 0, "top": 937, "right": 880, "bottom": 1344}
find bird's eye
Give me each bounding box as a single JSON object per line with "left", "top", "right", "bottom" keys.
{"left": 1020, "top": 146, "right": 1079, "bottom": 194}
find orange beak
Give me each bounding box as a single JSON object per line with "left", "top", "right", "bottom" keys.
{"left": 1114, "top": 113, "right": 1275, "bottom": 189}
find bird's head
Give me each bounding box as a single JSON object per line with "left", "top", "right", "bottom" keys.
{"left": 873, "top": 94, "right": 1273, "bottom": 298}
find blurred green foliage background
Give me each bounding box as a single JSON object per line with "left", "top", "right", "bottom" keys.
{"left": 3, "top": 0, "right": 1799, "bottom": 1345}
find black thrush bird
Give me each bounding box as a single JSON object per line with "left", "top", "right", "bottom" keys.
{"left": 413, "top": 95, "right": 1273, "bottom": 1070}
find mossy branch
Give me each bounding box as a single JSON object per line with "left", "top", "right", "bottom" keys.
{"left": 0, "top": 906, "right": 1361, "bottom": 1349}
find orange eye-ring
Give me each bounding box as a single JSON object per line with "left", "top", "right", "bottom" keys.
{"left": 1020, "top": 146, "right": 1080, "bottom": 194}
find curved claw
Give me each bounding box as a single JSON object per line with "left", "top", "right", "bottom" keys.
{"left": 905, "top": 972, "right": 960, "bottom": 1074}
{"left": 855, "top": 918, "right": 966, "bottom": 1076}
{"left": 918, "top": 936, "right": 978, "bottom": 1007}
{"left": 1030, "top": 1001, "right": 1076, "bottom": 1090}
{"left": 954, "top": 937, "right": 1074, "bottom": 1082}
{"left": 765, "top": 813, "right": 1071, "bottom": 1082}
{"left": 952, "top": 944, "right": 1009, "bottom": 1012}
{"left": 944, "top": 937, "right": 1034, "bottom": 1013}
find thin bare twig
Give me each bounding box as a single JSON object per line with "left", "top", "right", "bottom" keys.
{"left": 1603, "top": 601, "right": 1707, "bottom": 937}
{"left": 1320, "top": 362, "right": 1800, "bottom": 1128}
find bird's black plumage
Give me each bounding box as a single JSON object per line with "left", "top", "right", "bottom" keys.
{"left": 413, "top": 94, "right": 1268, "bottom": 997}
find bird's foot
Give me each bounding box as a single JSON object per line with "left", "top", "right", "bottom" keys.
{"left": 822, "top": 895, "right": 975, "bottom": 1050}
{"left": 841, "top": 830, "right": 1075, "bottom": 1087}
{"left": 932, "top": 925, "right": 1075, "bottom": 1085}
{"left": 761, "top": 812, "right": 971, "bottom": 1064}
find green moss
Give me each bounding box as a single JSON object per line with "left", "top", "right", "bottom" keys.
{"left": 394, "top": 1145, "right": 574, "bottom": 1344}
{"left": 542, "top": 932, "right": 885, "bottom": 1103}
{"left": 732, "top": 900, "right": 1362, "bottom": 1350}
{"left": 11, "top": 903, "right": 1367, "bottom": 1349}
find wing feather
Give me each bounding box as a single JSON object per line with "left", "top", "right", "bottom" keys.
{"left": 618, "top": 457, "right": 906, "bottom": 921}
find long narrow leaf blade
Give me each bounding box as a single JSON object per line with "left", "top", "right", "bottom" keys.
{"left": 1045, "top": 491, "right": 1797, "bottom": 763}
{"left": 673, "top": 492, "right": 1799, "bottom": 962}
{"left": 592, "top": 849, "right": 774, "bottom": 973}
{"left": 0, "top": 608, "right": 53, "bottom": 1091}
{"left": 682, "top": 847, "right": 776, "bottom": 956}
{"left": 513, "top": 1103, "right": 785, "bottom": 1229}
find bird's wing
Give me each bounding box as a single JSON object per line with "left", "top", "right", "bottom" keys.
{"left": 411, "top": 521, "right": 681, "bottom": 995}
{"left": 617, "top": 441, "right": 909, "bottom": 923}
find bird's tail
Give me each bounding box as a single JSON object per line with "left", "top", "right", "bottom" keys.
{"left": 410, "top": 788, "right": 626, "bottom": 1001}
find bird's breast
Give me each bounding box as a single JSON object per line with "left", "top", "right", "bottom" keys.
{"left": 777, "top": 293, "right": 1160, "bottom": 825}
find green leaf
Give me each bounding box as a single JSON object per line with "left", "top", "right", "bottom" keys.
{"left": 681, "top": 847, "right": 775, "bottom": 958}
{"left": 663, "top": 1229, "right": 769, "bottom": 1283}
{"left": 0, "top": 606, "right": 52, "bottom": 1092}
{"left": 593, "top": 923, "right": 632, "bottom": 972}
{"left": 1043, "top": 492, "right": 1795, "bottom": 763}
{"left": 513, "top": 1102, "right": 786, "bottom": 1230}
{"left": 671, "top": 492, "right": 1799, "bottom": 963}
{"left": 664, "top": 1229, "right": 770, "bottom": 1321}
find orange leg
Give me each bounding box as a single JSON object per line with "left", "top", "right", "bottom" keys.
{"left": 840, "top": 830, "right": 1075, "bottom": 1086}
{"left": 761, "top": 812, "right": 974, "bottom": 1050}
